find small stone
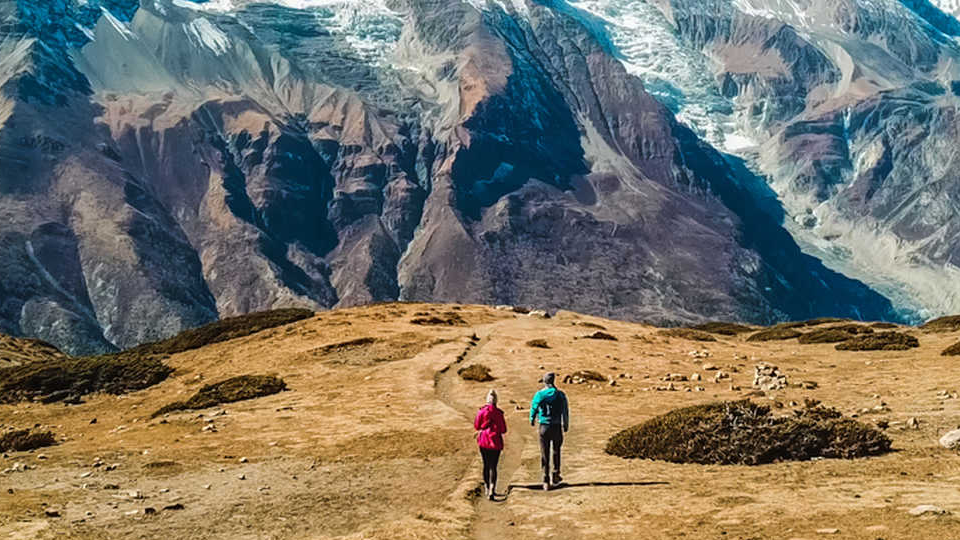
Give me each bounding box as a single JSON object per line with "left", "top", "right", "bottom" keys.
{"left": 103, "top": 484, "right": 120, "bottom": 490}
{"left": 203, "top": 484, "right": 211, "bottom": 490}
{"left": 163, "top": 503, "right": 185, "bottom": 511}
{"left": 159, "top": 488, "right": 170, "bottom": 494}
{"left": 79, "top": 472, "right": 93, "bottom": 478}
{"left": 144, "top": 507, "right": 157, "bottom": 515}
{"left": 128, "top": 490, "right": 143, "bottom": 499}
{"left": 239, "top": 457, "right": 248, "bottom": 463}
{"left": 907, "top": 417, "right": 920, "bottom": 429}
{"left": 238, "top": 474, "right": 246, "bottom": 480}
{"left": 691, "top": 373, "right": 702, "bottom": 382}
{"left": 909, "top": 505, "right": 947, "bottom": 517}
{"left": 44, "top": 510, "right": 61, "bottom": 518}
{"left": 816, "top": 528, "right": 839, "bottom": 534}
{"left": 124, "top": 510, "right": 139, "bottom": 516}
{"left": 36, "top": 454, "right": 47, "bottom": 460}
{"left": 106, "top": 464, "right": 119, "bottom": 471}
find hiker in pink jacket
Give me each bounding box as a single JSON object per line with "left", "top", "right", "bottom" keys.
{"left": 474, "top": 389, "right": 507, "bottom": 500}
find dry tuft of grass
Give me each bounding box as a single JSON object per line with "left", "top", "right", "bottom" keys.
{"left": 835, "top": 332, "right": 919, "bottom": 351}
{"left": 526, "top": 339, "right": 550, "bottom": 349}
{"left": 747, "top": 328, "right": 803, "bottom": 342}
{"left": 870, "top": 322, "right": 900, "bottom": 329}
{"left": 657, "top": 328, "right": 717, "bottom": 342}
{"left": 457, "top": 364, "right": 494, "bottom": 382}
{"left": 0, "top": 429, "right": 57, "bottom": 453}
{"left": 691, "top": 322, "right": 754, "bottom": 335}
{"left": 920, "top": 315, "right": 960, "bottom": 333}
{"left": 153, "top": 375, "right": 287, "bottom": 417}
{"left": 605, "top": 400, "right": 891, "bottom": 465}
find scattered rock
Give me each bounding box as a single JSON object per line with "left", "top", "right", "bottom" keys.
{"left": 103, "top": 484, "right": 119, "bottom": 490}
{"left": 144, "top": 507, "right": 157, "bottom": 515}
{"left": 163, "top": 503, "right": 185, "bottom": 511}
{"left": 909, "top": 505, "right": 947, "bottom": 517}
{"left": 753, "top": 364, "right": 787, "bottom": 391}
{"left": 239, "top": 457, "right": 248, "bottom": 463}
{"left": 661, "top": 373, "right": 688, "bottom": 382}
{"left": 939, "top": 429, "right": 960, "bottom": 450}
{"left": 691, "top": 373, "right": 702, "bottom": 382}
{"left": 907, "top": 417, "right": 920, "bottom": 429}
{"left": 816, "top": 528, "right": 839, "bottom": 534}
{"left": 238, "top": 474, "right": 246, "bottom": 480}
{"left": 128, "top": 490, "right": 143, "bottom": 499}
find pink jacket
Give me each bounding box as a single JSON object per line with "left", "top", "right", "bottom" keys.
{"left": 474, "top": 404, "right": 507, "bottom": 450}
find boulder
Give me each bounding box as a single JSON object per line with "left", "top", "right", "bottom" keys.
{"left": 939, "top": 429, "right": 960, "bottom": 450}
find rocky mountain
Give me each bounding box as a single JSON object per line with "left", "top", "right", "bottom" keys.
{"left": 0, "top": 0, "right": 925, "bottom": 355}
{"left": 563, "top": 0, "right": 960, "bottom": 320}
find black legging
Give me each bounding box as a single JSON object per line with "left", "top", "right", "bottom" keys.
{"left": 480, "top": 448, "right": 501, "bottom": 489}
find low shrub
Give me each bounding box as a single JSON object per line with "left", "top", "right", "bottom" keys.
{"left": 0, "top": 353, "right": 173, "bottom": 404}
{"left": 657, "top": 328, "right": 717, "bottom": 342}
{"left": 691, "top": 322, "right": 754, "bottom": 336}
{"left": 411, "top": 313, "right": 467, "bottom": 326}
{"left": 0, "top": 429, "right": 56, "bottom": 452}
{"left": 747, "top": 328, "right": 802, "bottom": 342}
{"left": 798, "top": 325, "right": 874, "bottom": 345}
{"left": 526, "top": 339, "right": 550, "bottom": 349}
{"left": 605, "top": 400, "right": 891, "bottom": 465}
{"left": 941, "top": 342, "right": 960, "bottom": 356}
{"left": 920, "top": 315, "right": 960, "bottom": 333}
{"left": 801, "top": 318, "right": 849, "bottom": 327}
{"left": 152, "top": 375, "right": 287, "bottom": 417}
{"left": 835, "top": 332, "right": 919, "bottom": 351}
{"left": 583, "top": 331, "right": 618, "bottom": 341}
{"left": 870, "top": 322, "right": 899, "bottom": 329}
{"left": 132, "top": 309, "right": 314, "bottom": 356}
{"left": 458, "top": 364, "right": 494, "bottom": 382}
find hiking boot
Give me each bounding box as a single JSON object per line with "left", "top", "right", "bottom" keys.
{"left": 552, "top": 473, "right": 563, "bottom": 485}
{"left": 542, "top": 482, "right": 550, "bottom": 491}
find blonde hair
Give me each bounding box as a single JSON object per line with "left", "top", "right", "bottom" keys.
{"left": 486, "top": 389, "right": 498, "bottom": 405}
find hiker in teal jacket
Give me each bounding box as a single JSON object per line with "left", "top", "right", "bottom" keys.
{"left": 530, "top": 372, "right": 569, "bottom": 490}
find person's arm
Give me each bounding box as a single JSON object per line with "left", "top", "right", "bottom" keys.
{"left": 562, "top": 392, "right": 570, "bottom": 432}
{"left": 500, "top": 409, "right": 508, "bottom": 434}
{"left": 529, "top": 392, "right": 541, "bottom": 426}
{"left": 474, "top": 408, "right": 485, "bottom": 431}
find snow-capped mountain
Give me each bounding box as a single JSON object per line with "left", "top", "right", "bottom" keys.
{"left": 5, "top": 0, "right": 949, "bottom": 354}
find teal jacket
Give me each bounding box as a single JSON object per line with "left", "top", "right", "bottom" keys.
{"left": 529, "top": 386, "right": 569, "bottom": 429}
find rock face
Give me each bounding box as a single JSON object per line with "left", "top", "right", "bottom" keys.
{"left": 0, "top": 0, "right": 903, "bottom": 353}
{"left": 584, "top": 0, "right": 960, "bottom": 321}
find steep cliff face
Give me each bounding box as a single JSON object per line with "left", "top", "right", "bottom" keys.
{"left": 567, "top": 0, "right": 960, "bottom": 320}
{"left": 0, "top": 0, "right": 899, "bottom": 353}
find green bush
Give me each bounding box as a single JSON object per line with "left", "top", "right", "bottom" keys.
{"left": 657, "top": 328, "right": 717, "bottom": 342}
{"left": 0, "top": 429, "right": 56, "bottom": 452}
{"left": 153, "top": 375, "right": 287, "bottom": 417}
{"left": 747, "top": 328, "right": 803, "bottom": 342}
{"left": 605, "top": 401, "right": 891, "bottom": 465}
{"left": 835, "top": 332, "right": 919, "bottom": 351}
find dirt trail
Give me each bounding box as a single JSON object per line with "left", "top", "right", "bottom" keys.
{"left": 433, "top": 324, "right": 535, "bottom": 540}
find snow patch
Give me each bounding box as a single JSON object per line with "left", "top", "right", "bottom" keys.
{"left": 184, "top": 18, "right": 231, "bottom": 55}
{"left": 101, "top": 7, "right": 137, "bottom": 40}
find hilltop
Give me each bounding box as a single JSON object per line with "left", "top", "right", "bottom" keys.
{"left": 1, "top": 303, "right": 959, "bottom": 539}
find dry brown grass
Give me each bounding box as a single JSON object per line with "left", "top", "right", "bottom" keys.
{"left": 920, "top": 315, "right": 960, "bottom": 333}
{"left": 525, "top": 339, "right": 550, "bottom": 349}
{"left": 657, "top": 328, "right": 717, "bottom": 342}
{"left": 691, "top": 322, "right": 754, "bottom": 335}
